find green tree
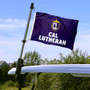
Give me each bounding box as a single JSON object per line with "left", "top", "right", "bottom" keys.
{"left": 11, "top": 61, "right": 17, "bottom": 68}
{"left": 35, "top": 73, "right": 54, "bottom": 90}
{"left": 35, "top": 49, "right": 90, "bottom": 90}
{"left": 0, "top": 64, "right": 10, "bottom": 84}
{"left": 40, "top": 58, "right": 49, "bottom": 65}
{"left": 50, "top": 48, "right": 90, "bottom": 90}
{"left": 24, "top": 51, "right": 41, "bottom": 66}
{"left": 49, "top": 58, "right": 62, "bottom": 64}
{"left": 23, "top": 51, "right": 42, "bottom": 88}
{"left": 60, "top": 48, "right": 88, "bottom": 64}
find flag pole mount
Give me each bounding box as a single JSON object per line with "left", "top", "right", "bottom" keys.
{"left": 15, "top": 3, "right": 34, "bottom": 90}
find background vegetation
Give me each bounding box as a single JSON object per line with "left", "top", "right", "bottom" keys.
{"left": 0, "top": 48, "right": 90, "bottom": 90}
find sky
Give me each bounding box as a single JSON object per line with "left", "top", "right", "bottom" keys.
{"left": 0, "top": 0, "right": 90, "bottom": 63}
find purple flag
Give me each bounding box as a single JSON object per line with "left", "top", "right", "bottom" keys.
{"left": 30, "top": 12, "right": 79, "bottom": 50}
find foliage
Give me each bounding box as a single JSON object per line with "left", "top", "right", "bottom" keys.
{"left": 24, "top": 51, "right": 41, "bottom": 66}
{"left": 4, "top": 80, "right": 14, "bottom": 87}
{"left": 14, "top": 82, "right": 19, "bottom": 87}
{"left": 0, "top": 86, "right": 32, "bottom": 90}
{"left": 35, "top": 73, "right": 54, "bottom": 90}
{"left": 59, "top": 48, "right": 88, "bottom": 64}
{"left": 1, "top": 49, "right": 90, "bottom": 90}
{"left": 0, "top": 64, "right": 10, "bottom": 84}
{"left": 11, "top": 62, "right": 17, "bottom": 68}
{"left": 35, "top": 49, "right": 90, "bottom": 90}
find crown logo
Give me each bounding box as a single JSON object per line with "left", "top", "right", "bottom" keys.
{"left": 53, "top": 19, "right": 60, "bottom": 23}
{"left": 51, "top": 19, "right": 60, "bottom": 31}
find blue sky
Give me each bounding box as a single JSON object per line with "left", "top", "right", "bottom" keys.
{"left": 0, "top": 0, "right": 90, "bottom": 63}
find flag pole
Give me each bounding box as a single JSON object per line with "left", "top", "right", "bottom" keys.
{"left": 16, "top": 2, "right": 34, "bottom": 76}
{"left": 15, "top": 3, "right": 34, "bottom": 90}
